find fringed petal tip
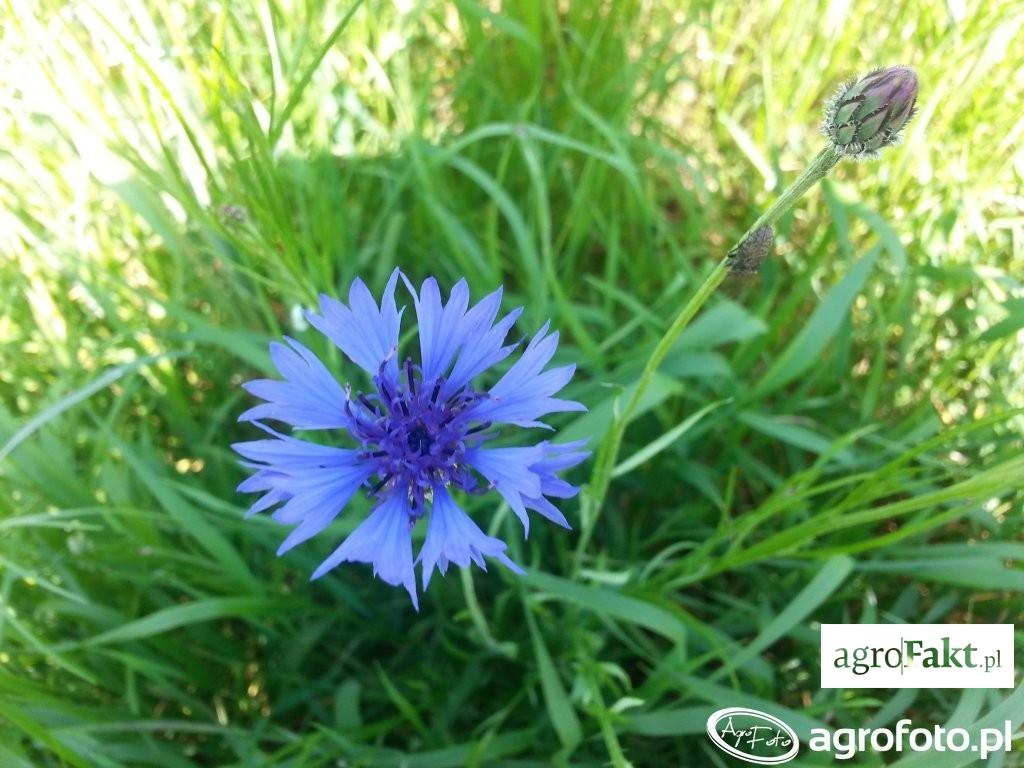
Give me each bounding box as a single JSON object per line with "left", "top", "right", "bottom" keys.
{"left": 307, "top": 492, "right": 419, "bottom": 609}
{"left": 417, "top": 486, "right": 524, "bottom": 591}
{"left": 497, "top": 553, "right": 527, "bottom": 576}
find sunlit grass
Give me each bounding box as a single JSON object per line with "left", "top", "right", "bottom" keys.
{"left": 1, "top": 1, "right": 1023, "bottom": 765}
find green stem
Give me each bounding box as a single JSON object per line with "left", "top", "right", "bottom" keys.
{"left": 574, "top": 145, "right": 842, "bottom": 562}
{"left": 736, "top": 146, "right": 841, "bottom": 246}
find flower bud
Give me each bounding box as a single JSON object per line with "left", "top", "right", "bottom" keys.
{"left": 822, "top": 66, "right": 918, "bottom": 158}
{"left": 727, "top": 225, "right": 774, "bottom": 276}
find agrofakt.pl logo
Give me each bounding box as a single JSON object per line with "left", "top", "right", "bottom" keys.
{"left": 706, "top": 707, "right": 1014, "bottom": 764}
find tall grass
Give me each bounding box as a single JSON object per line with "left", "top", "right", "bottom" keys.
{"left": 1, "top": 1, "right": 1023, "bottom": 765}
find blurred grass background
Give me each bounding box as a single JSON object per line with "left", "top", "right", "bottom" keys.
{"left": 2, "top": 0, "right": 1024, "bottom": 765}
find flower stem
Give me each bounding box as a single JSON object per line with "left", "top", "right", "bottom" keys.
{"left": 735, "top": 146, "right": 841, "bottom": 247}
{"left": 575, "top": 145, "right": 842, "bottom": 560}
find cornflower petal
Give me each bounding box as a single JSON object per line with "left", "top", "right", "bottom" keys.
{"left": 467, "top": 324, "right": 586, "bottom": 428}
{"left": 443, "top": 302, "right": 523, "bottom": 397}
{"left": 239, "top": 338, "right": 350, "bottom": 429}
{"left": 419, "top": 486, "right": 524, "bottom": 589}
{"left": 304, "top": 268, "right": 402, "bottom": 383}
{"left": 404, "top": 276, "right": 471, "bottom": 381}
{"left": 311, "top": 492, "right": 419, "bottom": 609}
{"left": 464, "top": 445, "right": 544, "bottom": 533}
{"left": 233, "top": 428, "right": 374, "bottom": 550}
{"left": 521, "top": 440, "right": 590, "bottom": 528}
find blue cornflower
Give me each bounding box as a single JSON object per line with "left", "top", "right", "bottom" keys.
{"left": 233, "top": 270, "right": 588, "bottom": 608}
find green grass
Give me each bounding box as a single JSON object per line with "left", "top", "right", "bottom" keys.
{"left": 2, "top": 0, "right": 1024, "bottom": 765}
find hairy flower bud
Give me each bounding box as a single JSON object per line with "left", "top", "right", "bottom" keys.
{"left": 822, "top": 66, "right": 918, "bottom": 159}
{"left": 727, "top": 225, "right": 774, "bottom": 276}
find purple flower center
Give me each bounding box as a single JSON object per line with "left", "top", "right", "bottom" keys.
{"left": 347, "top": 359, "right": 487, "bottom": 515}
{"left": 407, "top": 424, "right": 432, "bottom": 455}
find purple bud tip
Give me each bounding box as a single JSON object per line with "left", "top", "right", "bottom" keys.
{"left": 822, "top": 66, "right": 919, "bottom": 159}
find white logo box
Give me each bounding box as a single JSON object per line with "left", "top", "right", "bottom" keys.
{"left": 821, "top": 624, "right": 1014, "bottom": 689}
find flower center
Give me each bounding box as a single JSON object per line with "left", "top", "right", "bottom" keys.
{"left": 345, "top": 358, "right": 488, "bottom": 514}
{"left": 407, "top": 423, "right": 433, "bottom": 455}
